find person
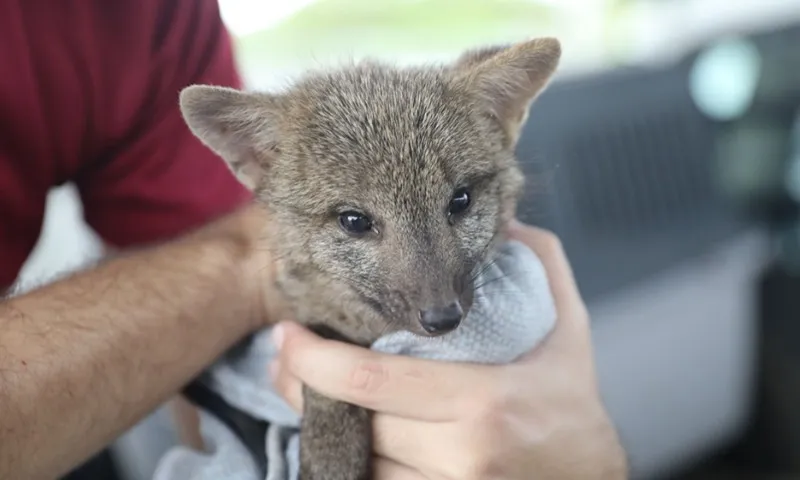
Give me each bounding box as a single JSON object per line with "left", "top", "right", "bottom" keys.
{"left": 0, "top": 0, "right": 254, "bottom": 478}
{"left": 0, "top": 2, "right": 627, "bottom": 480}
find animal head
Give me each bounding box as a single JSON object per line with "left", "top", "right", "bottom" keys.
{"left": 179, "top": 37, "right": 561, "bottom": 343}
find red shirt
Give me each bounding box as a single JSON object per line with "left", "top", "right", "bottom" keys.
{"left": 0, "top": 0, "right": 252, "bottom": 290}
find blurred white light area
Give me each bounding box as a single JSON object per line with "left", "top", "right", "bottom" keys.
{"left": 689, "top": 37, "right": 761, "bottom": 121}
{"left": 218, "top": 0, "right": 319, "bottom": 36}
{"left": 784, "top": 112, "right": 800, "bottom": 203}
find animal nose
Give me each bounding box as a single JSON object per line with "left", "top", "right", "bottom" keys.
{"left": 418, "top": 301, "right": 463, "bottom": 335}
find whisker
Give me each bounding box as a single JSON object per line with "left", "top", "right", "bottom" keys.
{"left": 378, "top": 313, "right": 399, "bottom": 338}
{"left": 473, "top": 266, "right": 539, "bottom": 292}
{"left": 473, "top": 274, "right": 510, "bottom": 291}
{"left": 468, "top": 227, "right": 507, "bottom": 282}
{"left": 472, "top": 257, "right": 499, "bottom": 280}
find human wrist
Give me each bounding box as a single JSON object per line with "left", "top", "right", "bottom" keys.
{"left": 193, "top": 202, "right": 277, "bottom": 332}
{"left": 609, "top": 449, "right": 629, "bottom": 480}
{"left": 607, "top": 435, "right": 629, "bottom": 479}
{"left": 591, "top": 408, "right": 628, "bottom": 480}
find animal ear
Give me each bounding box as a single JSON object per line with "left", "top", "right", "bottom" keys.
{"left": 451, "top": 44, "right": 510, "bottom": 70}
{"left": 455, "top": 37, "right": 561, "bottom": 148}
{"left": 179, "top": 85, "right": 283, "bottom": 189}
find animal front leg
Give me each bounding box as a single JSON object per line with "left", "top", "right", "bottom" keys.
{"left": 299, "top": 385, "right": 373, "bottom": 480}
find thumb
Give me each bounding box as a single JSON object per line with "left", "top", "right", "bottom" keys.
{"left": 506, "top": 220, "right": 591, "bottom": 354}
{"left": 271, "top": 320, "right": 316, "bottom": 352}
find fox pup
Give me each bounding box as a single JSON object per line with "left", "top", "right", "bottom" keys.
{"left": 178, "top": 37, "right": 561, "bottom": 480}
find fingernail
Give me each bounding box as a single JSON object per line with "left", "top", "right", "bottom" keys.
{"left": 272, "top": 323, "right": 285, "bottom": 350}
{"left": 268, "top": 359, "right": 281, "bottom": 380}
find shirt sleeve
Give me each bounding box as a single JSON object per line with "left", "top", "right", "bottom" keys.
{"left": 77, "top": 0, "right": 252, "bottom": 248}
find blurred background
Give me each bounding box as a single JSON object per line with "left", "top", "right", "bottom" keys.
{"left": 29, "top": 1, "right": 800, "bottom": 479}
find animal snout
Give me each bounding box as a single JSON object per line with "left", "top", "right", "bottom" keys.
{"left": 418, "top": 301, "right": 463, "bottom": 336}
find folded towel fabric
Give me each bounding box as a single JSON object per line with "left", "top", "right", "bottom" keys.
{"left": 152, "top": 239, "right": 557, "bottom": 480}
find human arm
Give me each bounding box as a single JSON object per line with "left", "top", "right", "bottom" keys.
{"left": 269, "top": 220, "right": 628, "bottom": 480}
{"left": 68, "top": 0, "right": 258, "bottom": 462}
{"left": 0, "top": 203, "right": 277, "bottom": 480}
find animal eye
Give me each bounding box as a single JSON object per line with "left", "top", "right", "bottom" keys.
{"left": 338, "top": 211, "right": 373, "bottom": 236}
{"left": 447, "top": 187, "right": 471, "bottom": 219}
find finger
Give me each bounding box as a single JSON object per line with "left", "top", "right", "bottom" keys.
{"left": 507, "top": 220, "right": 585, "bottom": 317}
{"left": 506, "top": 221, "right": 591, "bottom": 354}
{"left": 274, "top": 321, "right": 484, "bottom": 421}
{"left": 372, "top": 412, "right": 461, "bottom": 477}
{"left": 269, "top": 359, "right": 303, "bottom": 412}
{"left": 374, "top": 456, "right": 427, "bottom": 480}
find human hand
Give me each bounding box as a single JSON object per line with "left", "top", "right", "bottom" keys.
{"left": 269, "top": 220, "right": 627, "bottom": 479}
{"left": 214, "top": 202, "right": 289, "bottom": 330}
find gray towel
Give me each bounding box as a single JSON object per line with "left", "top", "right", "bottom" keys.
{"left": 152, "top": 240, "right": 556, "bottom": 480}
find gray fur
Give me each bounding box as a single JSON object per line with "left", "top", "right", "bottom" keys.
{"left": 179, "top": 37, "right": 561, "bottom": 480}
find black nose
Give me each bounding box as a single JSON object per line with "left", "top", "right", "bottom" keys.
{"left": 418, "top": 301, "right": 463, "bottom": 335}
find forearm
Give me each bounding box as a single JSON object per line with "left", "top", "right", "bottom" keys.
{"left": 0, "top": 203, "right": 269, "bottom": 480}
